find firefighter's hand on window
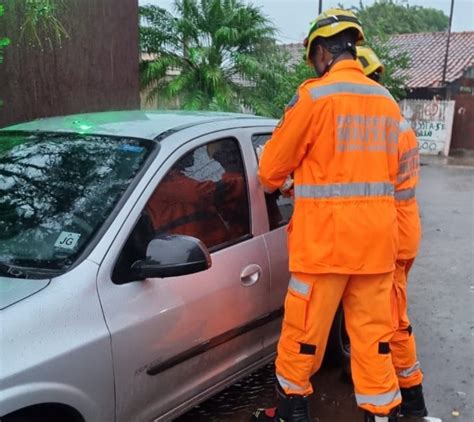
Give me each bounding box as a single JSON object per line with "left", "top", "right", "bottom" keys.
{"left": 256, "top": 145, "right": 265, "bottom": 161}
{"left": 280, "top": 176, "right": 294, "bottom": 197}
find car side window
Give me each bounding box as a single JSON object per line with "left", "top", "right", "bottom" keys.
{"left": 146, "top": 138, "right": 251, "bottom": 248}
{"left": 252, "top": 133, "right": 293, "bottom": 230}
{"left": 113, "top": 138, "right": 251, "bottom": 283}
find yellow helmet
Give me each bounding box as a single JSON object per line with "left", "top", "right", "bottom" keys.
{"left": 304, "top": 8, "right": 364, "bottom": 61}
{"left": 357, "top": 46, "right": 384, "bottom": 77}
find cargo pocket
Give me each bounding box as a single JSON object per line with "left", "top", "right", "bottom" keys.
{"left": 283, "top": 277, "right": 312, "bottom": 332}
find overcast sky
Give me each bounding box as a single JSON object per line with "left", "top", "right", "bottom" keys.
{"left": 139, "top": 0, "right": 473, "bottom": 43}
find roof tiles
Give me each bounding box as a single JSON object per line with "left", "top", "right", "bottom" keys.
{"left": 386, "top": 31, "right": 474, "bottom": 88}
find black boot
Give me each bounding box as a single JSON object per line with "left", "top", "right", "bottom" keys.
{"left": 364, "top": 406, "right": 400, "bottom": 422}
{"left": 251, "top": 384, "right": 311, "bottom": 422}
{"left": 401, "top": 384, "right": 428, "bottom": 418}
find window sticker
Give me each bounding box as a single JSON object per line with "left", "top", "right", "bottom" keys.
{"left": 54, "top": 231, "right": 82, "bottom": 250}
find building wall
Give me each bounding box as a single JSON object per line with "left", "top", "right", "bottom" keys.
{"left": 400, "top": 99, "right": 456, "bottom": 156}
{"left": 404, "top": 67, "right": 473, "bottom": 150}
{"left": 406, "top": 66, "right": 474, "bottom": 100}
{"left": 0, "top": 0, "right": 139, "bottom": 128}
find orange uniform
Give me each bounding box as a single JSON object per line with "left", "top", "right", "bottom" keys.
{"left": 259, "top": 59, "right": 403, "bottom": 415}
{"left": 259, "top": 63, "right": 400, "bottom": 276}
{"left": 217, "top": 172, "right": 249, "bottom": 239}
{"left": 391, "top": 121, "right": 424, "bottom": 388}
{"left": 146, "top": 169, "right": 229, "bottom": 248}
{"left": 395, "top": 122, "right": 421, "bottom": 260}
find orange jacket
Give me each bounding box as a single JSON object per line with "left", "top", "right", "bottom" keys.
{"left": 217, "top": 172, "right": 249, "bottom": 239}
{"left": 395, "top": 121, "right": 421, "bottom": 259}
{"left": 259, "top": 60, "right": 403, "bottom": 275}
{"left": 146, "top": 170, "right": 229, "bottom": 248}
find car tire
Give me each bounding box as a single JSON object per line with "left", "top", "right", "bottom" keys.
{"left": 2, "top": 404, "right": 84, "bottom": 422}
{"left": 324, "top": 305, "right": 351, "bottom": 369}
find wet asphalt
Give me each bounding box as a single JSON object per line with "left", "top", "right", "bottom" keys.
{"left": 177, "top": 157, "right": 474, "bottom": 422}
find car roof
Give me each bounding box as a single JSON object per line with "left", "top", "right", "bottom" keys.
{"left": 1, "top": 110, "right": 276, "bottom": 140}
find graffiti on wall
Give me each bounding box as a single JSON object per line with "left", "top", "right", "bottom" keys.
{"left": 400, "top": 99, "right": 456, "bottom": 156}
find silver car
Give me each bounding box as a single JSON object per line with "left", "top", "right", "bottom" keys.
{"left": 0, "top": 111, "right": 346, "bottom": 422}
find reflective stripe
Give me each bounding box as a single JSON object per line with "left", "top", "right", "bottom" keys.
{"left": 277, "top": 374, "right": 308, "bottom": 392}
{"left": 295, "top": 182, "right": 394, "bottom": 199}
{"left": 395, "top": 188, "right": 416, "bottom": 201}
{"left": 397, "top": 361, "right": 421, "bottom": 378}
{"left": 356, "top": 389, "right": 402, "bottom": 407}
{"left": 309, "top": 82, "right": 394, "bottom": 102}
{"left": 398, "top": 161, "right": 411, "bottom": 176}
{"left": 400, "top": 147, "right": 419, "bottom": 162}
{"left": 289, "top": 277, "right": 310, "bottom": 297}
{"left": 400, "top": 119, "right": 412, "bottom": 132}
{"left": 397, "top": 173, "right": 410, "bottom": 185}
{"left": 398, "top": 147, "right": 420, "bottom": 184}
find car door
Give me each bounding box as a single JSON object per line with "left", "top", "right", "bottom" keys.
{"left": 248, "top": 130, "right": 294, "bottom": 349}
{"left": 96, "top": 131, "right": 271, "bottom": 422}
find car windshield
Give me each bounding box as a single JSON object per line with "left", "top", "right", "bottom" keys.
{"left": 0, "top": 132, "right": 155, "bottom": 273}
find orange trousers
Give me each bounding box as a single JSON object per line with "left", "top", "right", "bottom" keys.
{"left": 275, "top": 272, "right": 401, "bottom": 415}
{"left": 390, "top": 259, "right": 423, "bottom": 388}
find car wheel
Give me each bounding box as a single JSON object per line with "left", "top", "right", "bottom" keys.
{"left": 2, "top": 404, "right": 84, "bottom": 422}
{"left": 324, "top": 305, "right": 351, "bottom": 369}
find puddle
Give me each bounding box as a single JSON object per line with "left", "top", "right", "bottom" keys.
{"left": 176, "top": 364, "right": 361, "bottom": 421}
{"left": 176, "top": 363, "right": 276, "bottom": 421}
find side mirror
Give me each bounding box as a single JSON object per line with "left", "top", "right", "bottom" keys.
{"left": 131, "top": 234, "right": 211, "bottom": 279}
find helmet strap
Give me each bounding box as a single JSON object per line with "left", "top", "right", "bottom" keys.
{"left": 320, "top": 40, "right": 356, "bottom": 76}
{"left": 369, "top": 71, "right": 382, "bottom": 82}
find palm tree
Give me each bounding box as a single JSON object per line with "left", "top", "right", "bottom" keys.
{"left": 139, "top": 0, "right": 283, "bottom": 115}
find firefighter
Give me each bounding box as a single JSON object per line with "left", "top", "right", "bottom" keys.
{"left": 146, "top": 153, "right": 229, "bottom": 248}
{"left": 252, "top": 9, "right": 404, "bottom": 422}
{"left": 207, "top": 141, "right": 249, "bottom": 239}
{"left": 356, "top": 45, "right": 384, "bottom": 82}
{"left": 357, "top": 45, "right": 428, "bottom": 419}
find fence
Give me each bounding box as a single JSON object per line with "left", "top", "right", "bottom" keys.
{"left": 451, "top": 94, "right": 474, "bottom": 150}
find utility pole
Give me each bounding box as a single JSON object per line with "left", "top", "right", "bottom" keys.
{"left": 442, "top": 0, "right": 455, "bottom": 93}
{"left": 318, "top": 0, "right": 323, "bottom": 14}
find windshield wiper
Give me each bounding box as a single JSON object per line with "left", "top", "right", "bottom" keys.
{"left": 0, "top": 262, "right": 30, "bottom": 279}
{"left": 0, "top": 261, "right": 60, "bottom": 280}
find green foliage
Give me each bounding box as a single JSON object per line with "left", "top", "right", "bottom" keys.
{"left": 0, "top": 2, "right": 10, "bottom": 65}
{"left": 255, "top": 50, "right": 315, "bottom": 118}
{"left": 346, "top": 0, "right": 450, "bottom": 100}
{"left": 244, "top": 0, "right": 449, "bottom": 113}
{"left": 139, "top": 0, "right": 285, "bottom": 115}
{"left": 354, "top": 0, "right": 449, "bottom": 36}
{"left": 139, "top": 0, "right": 432, "bottom": 116}
{"left": 0, "top": 1, "right": 11, "bottom": 107}
{"left": 369, "top": 41, "right": 410, "bottom": 101}
{"left": 21, "top": 0, "right": 68, "bottom": 48}
{"left": 347, "top": 1, "right": 438, "bottom": 100}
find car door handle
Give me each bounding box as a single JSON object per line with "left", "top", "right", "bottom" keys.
{"left": 240, "top": 264, "right": 262, "bottom": 287}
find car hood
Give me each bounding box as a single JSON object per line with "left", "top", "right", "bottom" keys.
{"left": 0, "top": 276, "right": 50, "bottom": 310}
